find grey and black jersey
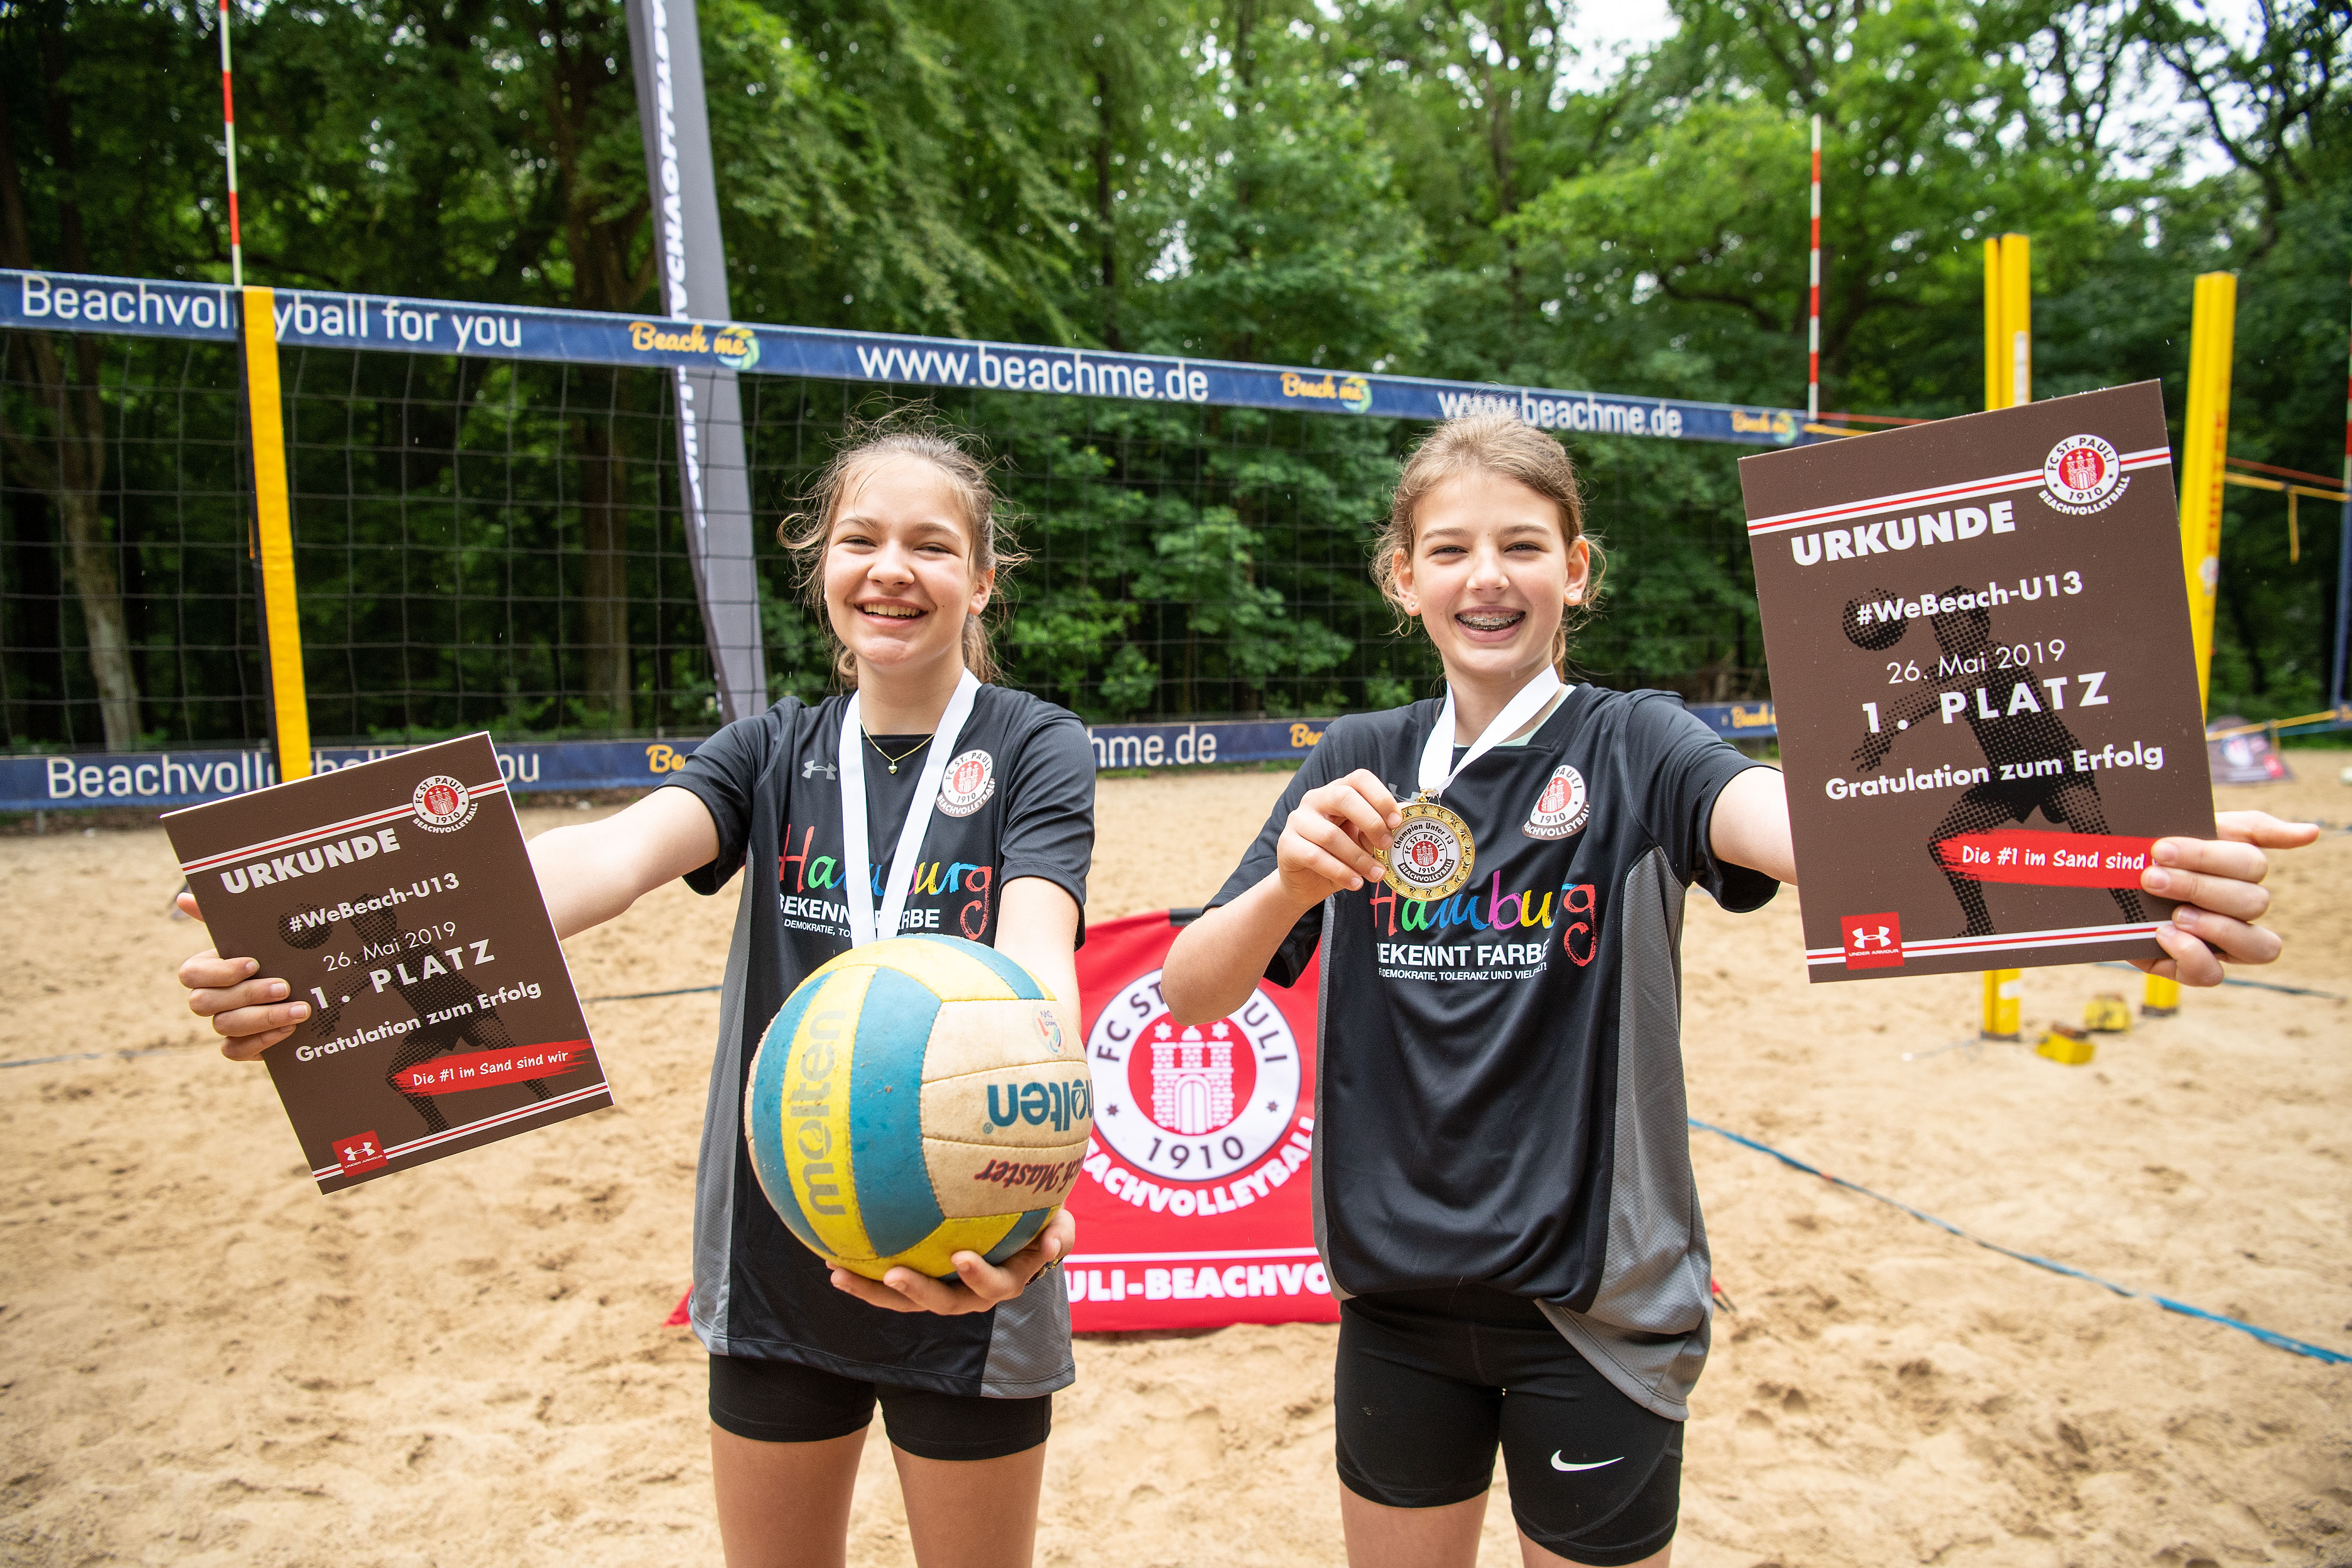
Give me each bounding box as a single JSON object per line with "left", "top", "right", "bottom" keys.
{"left": 663, "top": 685, "right": 1095, "bottom": 1398}
{"left": 1212, "top": 687, "right": 1776, "bottom": 1419}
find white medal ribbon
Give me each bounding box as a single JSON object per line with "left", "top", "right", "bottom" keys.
{"left": 838, "top": 669, "right": 982, "bottom": 948}
{"left": 1415, "top": 667, "right": 1565, "bottom": 799}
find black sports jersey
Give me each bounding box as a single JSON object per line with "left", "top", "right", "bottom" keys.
{"left": 1212, "top": 687, "right": 1775, "bottom": 1418}
{"left": 664, "top": 685, "right": 1094, "bottom": 1398}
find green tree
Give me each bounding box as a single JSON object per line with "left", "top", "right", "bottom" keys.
{"left": 5, "top": 0, "right": 2347, "bottom": 740}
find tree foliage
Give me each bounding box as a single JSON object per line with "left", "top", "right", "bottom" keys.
{"left": 2, "top": 0, "right": 2346, "bottom": 744}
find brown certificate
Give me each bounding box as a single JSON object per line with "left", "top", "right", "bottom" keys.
{"left": 163, "top": 733, "right": 611, "bottom": 1189}
{"left": 1739, "top": 381, "right": 2214, "bottom": 982}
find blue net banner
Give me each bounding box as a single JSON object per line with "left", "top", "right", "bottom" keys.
{"left": 5, "top": 706, "right": 1774, "bottom": 813}
{"left": 8, "top": 741, "right": 705, "bottom": 814}
{"left": 4, "top": 269, "right": 1809, "bottom": 448}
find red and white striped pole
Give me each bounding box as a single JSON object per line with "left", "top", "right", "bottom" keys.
{"left": 218, "top": 0, "right": 242, "bottom": 286}
{"left": 1807, "top": 113, "right": 1821, "bottom": 424}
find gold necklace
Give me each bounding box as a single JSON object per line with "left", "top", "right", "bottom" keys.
{"left": 864, "top": 730, "right": 931, "bottom": 775}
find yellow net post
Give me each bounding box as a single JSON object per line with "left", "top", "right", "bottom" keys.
{"left": 1981, "top": 970, "right": 2022, "bottom": 1042}
{"left": 241, "top": 286, "right": 310, "bottom": 784}
{"left": 2176, "top": 272, "right": 2236, "bottom": 710}
{"left": 1999, "top": 232, "right": 2031, "bottom": 406}
{"left": 1983, "top": 239, "right": 2006, "bottom": 410}
{"left": 2145, "top": 271, "right": 2237, "bottom": 1017}
{"left": 1978, "top": 235, "right": 2031, "bottom": 1036}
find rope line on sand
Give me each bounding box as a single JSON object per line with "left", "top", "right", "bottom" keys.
{"left": 580, "top": 983, "right": 722, "bottom": 1003}
{"left": 2091, "top": 961, "right": 2344, "bottom": 1001}
{"left": 1688, "top": 1117, "right": 2351, "bottom": 1367}
{"left": 1, "top": 1043, "right": 207, "bottom": 1070}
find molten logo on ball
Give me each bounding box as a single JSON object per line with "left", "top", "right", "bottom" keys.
{"left": 744, "top": 935, "right": 1089, "bottom": 1279}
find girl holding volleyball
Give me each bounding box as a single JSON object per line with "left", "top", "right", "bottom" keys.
{"left": 1160, "top": 412, "right": 2310, "bottom": 1568}
{"left": 178, "top": 417, "right": 1092, "bottom": 1568}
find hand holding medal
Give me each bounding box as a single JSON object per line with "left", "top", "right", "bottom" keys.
{"left": 1375, "top": 667, "right": 1563, "bottom": 901}
{"left": 1271, "top": 667, "right": 1563, "bottom": 905}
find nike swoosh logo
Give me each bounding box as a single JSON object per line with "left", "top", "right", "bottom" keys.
{"left": 1550, "top": 1453, "right": 1622, "bottom": 1473}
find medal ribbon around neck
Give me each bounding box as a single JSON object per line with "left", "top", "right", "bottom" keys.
{"left": 1380, "top": 667, "right": 1564, "bottom": 902}
{"left": 1413, "top": 666, "right": 1564, "bottom": 799}
{"left": 838, "top": 669, "right": 981, "bottom": 947}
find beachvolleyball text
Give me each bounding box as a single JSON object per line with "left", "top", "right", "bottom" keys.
{"left": 1066, "top": 1260, "right": 1331, "bottom": 1303}
{"left": 1083, "top": 1117, "right": 1316, "bottom": 1218}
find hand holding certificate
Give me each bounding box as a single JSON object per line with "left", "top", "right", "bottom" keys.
{"left": 1739, "top": 382, "right": 2292, "bottom": 982}
{"left": 165, "top": 734, "right": 611, "bottom": 1190}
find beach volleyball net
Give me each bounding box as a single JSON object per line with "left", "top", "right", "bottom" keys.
{"left": 1, "top": 278, "right": 1768, "bottom": 754}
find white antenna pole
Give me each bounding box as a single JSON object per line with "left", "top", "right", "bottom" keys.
{"left": 1808, "top": 113, "right": 1821, "bottom": 423}
{"left": 218, "top": 0, "right": 242, "bottom": 286}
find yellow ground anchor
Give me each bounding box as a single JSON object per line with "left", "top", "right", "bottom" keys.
{"left": 2082, "top": 993, "right": 2134, "bottom": 1033}
{"left": 2036, "top": 1025, "right": 2096, "bottom": 1066}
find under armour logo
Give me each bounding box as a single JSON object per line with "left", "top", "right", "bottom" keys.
{"left": 1839, "top": 911, "right": 1905, "bottom": 970}
{"left": 803, "top": 759, "right": 837, "bottom": 779}
{"left": 332, "top": 1130, "right": 389, "bottom": 1175}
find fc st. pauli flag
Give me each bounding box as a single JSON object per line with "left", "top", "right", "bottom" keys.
{"left": 1066, "top": 910, "right": 1336, "bottom": 1329}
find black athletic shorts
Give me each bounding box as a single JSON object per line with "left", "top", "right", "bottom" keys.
{"left": 708, "top": 1353, "right": 1051, "bottom": 1462}
{"left": 1336, "top": 1286, "right": 1682, "bottom": 1567}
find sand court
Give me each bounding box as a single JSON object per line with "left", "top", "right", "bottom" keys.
{"left": 2, "top": 759, "right": 2347, "bottom": 1565}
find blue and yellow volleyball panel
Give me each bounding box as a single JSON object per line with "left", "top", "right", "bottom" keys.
{"left": 746, "top": 934, "right": 1093, "bottom": 1280}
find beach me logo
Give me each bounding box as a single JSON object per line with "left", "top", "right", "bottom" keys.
{"left": 1731, "top": 408, "right": 1801, "bottom": 444}
{"left": 627, "top": 319, "right": 760, "bottom": 370}
{"left": 1281, "top": 371, "right": 1372, "bottom": 414}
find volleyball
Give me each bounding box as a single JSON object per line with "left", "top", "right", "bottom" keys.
{"left": 745, "top": 934, "right": 1092, "bottom": 1280}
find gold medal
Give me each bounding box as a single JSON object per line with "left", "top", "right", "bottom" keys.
{"left": 1378, "top": 794, "right": 1475, "bottom": 901}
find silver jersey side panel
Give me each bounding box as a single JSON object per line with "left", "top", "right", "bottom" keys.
{"left": 1540, "top": 846, "right": 1712, "bottom": 1421}
{"left": 1307, "top": 898, "right": 1351, "bottom": 1301}
{"left": 689, "top": 865, "right": 762, "bottom": 1354}
{"left": 979, "top": 1270, "right": 1077, "bottom": 1398}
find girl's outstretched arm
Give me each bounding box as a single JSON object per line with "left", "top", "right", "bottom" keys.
{"left": 1709, "top": 766, "right": 1797, "bottom": 886}
{"left": 523, "top": 786, "right": 721, "bottom": 939}
{"left": 1164, "top": 768, "right": 1402, "bottom": 1024}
